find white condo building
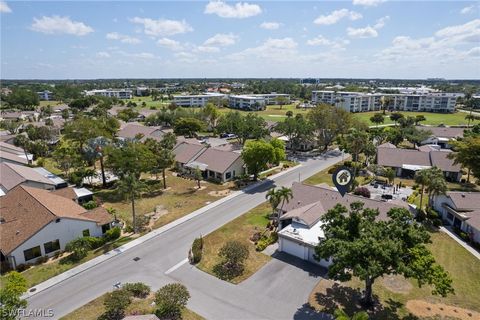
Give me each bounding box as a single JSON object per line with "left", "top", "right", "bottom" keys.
{"left": 229, "top": 93, "right": 290, "bottom": 110}
{"left": 173, "top": 93, "right": 225, "bottom": 107}
{"left": 84, "top": 89, "right": 133, "bottom": 99}
{"left": 312, "top": 91, "right": 463, "bottom": 113}
{"left": 37, "top": 90, "right": 54, "bottom": 101}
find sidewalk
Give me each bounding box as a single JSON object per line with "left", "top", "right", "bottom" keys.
{"left": 440, "top": 226, "right": 480, "bottom": 260}
{"left": 23, "top": 162, "right": 304, "bottom": 299}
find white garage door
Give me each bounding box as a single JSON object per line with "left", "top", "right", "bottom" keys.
{"left": 281, "top": 238, "right": 305, "bottom": 260}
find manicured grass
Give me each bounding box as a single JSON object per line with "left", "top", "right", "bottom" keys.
{"left": 125, "top": 96, "right": 171, "bottom": 110}
{"left": 308, "top": 231, "right": 480, "bottom": 318}
{"left": 39, "top": 100, "right": 63, "bottom": 107}
{"left": 196, "top": 202, "right": 272, "bottom": 284}
{"left": 60, "top": 292, "right": 204, "bottom": 320}
{"left": 0, "top": 236, "right": 132, "bottom": 288}
{"left": 353, "top": 111, "right": 475, "bottom": 126}
{"left": 96, "top": 170, "right": 234, "bottom": 229}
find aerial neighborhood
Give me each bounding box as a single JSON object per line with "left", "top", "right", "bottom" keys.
{"left": 1, "top": 1, "right": 479, "bottom": 320}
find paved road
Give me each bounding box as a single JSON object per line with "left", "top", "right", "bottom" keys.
{"left": 26, "top": 152, "right": 344, "bottom": 320}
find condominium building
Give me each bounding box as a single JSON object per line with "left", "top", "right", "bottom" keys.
{"left": 312, "top": 91, "right": 463, "bottom": 113}
{"left": 229, "top": 93, "right": 290, "bottom": 110}
{"left": 84, "top": 89, "right": 133, "bottom": 99}
{"left": 173, "top": 93, "right": 225, "bottom": 107}
{"left": 37, "top": 90, "right": 54, "bottom": 101}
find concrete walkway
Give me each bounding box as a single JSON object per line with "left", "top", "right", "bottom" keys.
{"left": 23, "top": 163, "right": 304, "bottom": 299}
{"left": 440, "top": 226, "right": 480, "bottom": 260}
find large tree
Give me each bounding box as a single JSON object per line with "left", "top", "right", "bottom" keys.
{"left": 369, "top": 113, "right": 384, "bottom": 127}
{"left": 448, "top": 136, "right": 480, "bottom": 182}
{"left": 83, "top": 136, "right": 111, "bottom": 187}
{"left": 307, "top": 104, "right": 352, "bottom": 151}
{"left": 315, "top": 203, "right": 453, "bottom": 307}
{"left": 173, "top": 117, "right": 205, "bottom": 137}
{"left": 275, "top": 114, "right": 314, "bottom": 153}
{"left": 241, "top": 140, "right": 275, "bottom": 181}
{"left": 217, "top": 111, "right": 268, "bottom": 145}
{"left": 155, "top": 283, "right": 190, "bottom": 320}
{"left": 0, "top": 272, "right": 27, "bottom": 320}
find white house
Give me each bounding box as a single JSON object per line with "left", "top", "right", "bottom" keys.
{"left": 277, "top": 183, "right": 415, "bottom": 267}
{"left": 0, "top": 185, "right": 113, "bottom": 269}
{"left": 433, "top": 192, "right": 480, "bottom": 243}
{"left": 84, "top": 89, "right": 133, "bottom": 99}
{"left": 37, "top": 90, "right": 54, "bottom": 101}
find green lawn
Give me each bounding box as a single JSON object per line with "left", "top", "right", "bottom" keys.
{"left": 308, "top": 231, "right": 480, "bottom": 319}
{"left": 0, "top": 236, "right": 132, "bottom": 288}
{"left": 125, "top": 96, "right": 171, "bottom": 110}
{"left": 196, "top": 202, "right": 272, "bottom": 284}
{"left": 61, "top": 292, "right": 204, "bottom": 320}
{"left": 353, "top": 111, "right": 476, "bottom": 126}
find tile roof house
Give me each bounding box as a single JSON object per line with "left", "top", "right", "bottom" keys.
{"left": 0, "top": 141, "right": 33, "bottom": 165}
{"left": 376, "top": 144, "right": 461, "bottom": 182}
{"left": 278, "top": 182, "right": 414, "bottom": 267}
{"left": 0, "top": 185, "right": 113, "bottom": 269}
{"left": 417, "top": 125, "right": 464, "bottom": 149}
{"left": 117, "top": 122, "right": 166, "bottom": 142}
{"left": 433, "top": 192, "right": 480, "bottom": 243}
{"left": 173, "top": 142, "right": 245, "bottom": 182}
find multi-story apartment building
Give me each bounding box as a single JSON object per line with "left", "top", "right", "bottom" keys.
{"left": 312, "top": 91, "right": 463, "bottom": 113}
{"left": 173, "top": 93, "right": 225, "bottom": 107}
{"left": 84, "top": 89, "right": 133, "bottom": 99}
{"left": 37, "top": 90, "right": 54, "bottom": 101}
{"left": 229, "top": 93, "right": 290, "bottom": 110}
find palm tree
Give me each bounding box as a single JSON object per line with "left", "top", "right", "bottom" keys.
{"left": 425, "top": 167, "right": 447, "bottom": 206}
{"left": 277, "top": 187, "right": 293, "bottom": 230}
{"left": 414, "top": 169, "right": 430, "bottom": 210}
{"left": 117, "top": 173, "right": 148, "bottom": 233}
{"left": 265, "top": 189, "right": 281, "bottom": 215}
{"left": 84, "top": 136, "right": 110, "bottom": 188}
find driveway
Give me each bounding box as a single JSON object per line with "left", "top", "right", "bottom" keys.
{"left": 168, "top": 251, "right": 331, "bottom": 320}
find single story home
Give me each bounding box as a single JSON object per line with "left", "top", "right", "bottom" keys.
{"left": 417, "top": 126, "right": 464, "bottom": 149}
{"left": 117, "top": 122, "right": 167, "bottom": 142}
{"left": 52, "top": 186, "right": 94, "bottom": 204}
{"left": 173, "top": 141, "right": 206, "bottom": 168}
{"left": 0, "top": 162, "right": 67, "bottom": 194}
{"left": 278, "top": 182, "right": 415, "bottom": 267}
{"left": 433, "top": 192, "right": 480, "bottom": 243}
{"left": 0, "top": 141, "right": 33, "bottom": 165}
{"left": 376, "top": 143, "right": 462, "bottom": 182}
{"left": 0, "top": 185, "right": 113, "bottom": 269}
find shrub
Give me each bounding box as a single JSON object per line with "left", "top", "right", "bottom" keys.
{"left": 101, "top": 289, "right": 132, "bottom": 320}
{"left": 155, "top": 283, "right": 190, "bottom": 320}
{"left": 124, "top": 225, "right": 134, "bottom": 233}
{"left": 64, "top": 236, "right": 104, "bottom": 262}
{"left": 459, "top": 232, "right": 470, "bottom": 242}
{"left": 83, "top": 236, "right": 106, "bottom": 249}
{"left": 123, "top": 282, "right": 151, "bottom": 298}
{"left": 190, "top": 236, "right": 203, "bottom": 264}
{"left": 432, "top": 218, "right": 443, "bottom": 228}
{"left": 213, "top": 241, "right": 249, "bottom": 280}
{"left": 255, "top": 232, "right": 278, "bottom": 251}
{"left": 35, "top": 256, "right": 49, "bottom": 264}
{"left": 353, "top": 187, "right": 371, "bottom": 198}
{"left": 104, "top": 227, "right": 121, "bottom": 242}
{"left": 15, "top": 264, "right": 31, "bottom": 272}
{"left": 82, "top": 200, "right": 98, "bottom": 210}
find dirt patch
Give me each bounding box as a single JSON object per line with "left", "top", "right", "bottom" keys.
{"left": 381, "top": 274, "right": 412, "bottom": 294}
{"left": 208, "top": 189, "right": 231, "bottom": 197}
{"left": 406, "top": 300, "right": 480, "bottom": 320}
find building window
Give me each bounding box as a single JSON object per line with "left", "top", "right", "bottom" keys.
{"left": 226, "top": 172, "right": 232, "bottom": 180}
{"left": 82, "top": 229, "right": 90, "bottom": 237}
{"left": 44, "top": 240, "right": 60, "bottom": 254}
{"left": 24, "top": 246, "right": 42, "bottom": 261}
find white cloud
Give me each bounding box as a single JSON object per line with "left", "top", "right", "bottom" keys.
{"left": 125, "top": 52, "right": 156, "bottom": 59}
{"left": 229, "top": 37, "right": 298, "bottom": 61}
{"left": 260, "top": 22, "right": 281, "bottom": 30}
{"left": 314, "top": 9, "right": 362, "bottom": 25}
{"left": 31, "top": 16, "right": 94, "bottom": 36}
{"left": 175, "top": 52, "right": 197, "bottom": 63}
{"left": 0, "top": 1, "right": 11, "bottom": 13}
{"left": 204, "top": 1, "right": 262, "bottom": 19}
{"left": 352, "top": 0, "right": 385, "bottom": 7}
{"left": 373, "top": 16, "right": 389, "bottom": 29}
{"left": 465, "top": 47, "right": 480, "bottom": 57}
{"left": 461, "top": 5, "right": 475, "bottom": 15}
{"left": 106, "top": 32, "right": 141, "bottom": 44}
{"left": 204, "top": 33, "right": 237, "bottom": 46}
{"left": 157, "top": 37, "right": 183, "bottom": 50}
{"left": 195, "top": 46, "right": 221, "bottom": 53}
{"left": 347, "top": 26, "right": 378, "bottom": 38}
{"left": 96, "top": 51, "right": 111, "bottom": 58}
{"left": 435, "top": 19, "right": 480, "bottom": 43}
{"left": 307, "top": 36, "right": 350, "bottom": 49}
{"left": 130, "top": 17, "right": 193, "bottom": 36}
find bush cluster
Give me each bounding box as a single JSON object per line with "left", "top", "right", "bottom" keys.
{"left": 104, "top": 227, "right": 121, "bottom": 242}
{"left": 123, "top": 282, "right": 151, "bottom": 298}
{"left": 255, "top": 232, "right": 278, "bottom": 252}
{"left": 82, "top": 200, "right": 99, "bottom": 210}
{"left": 190, "top": 236, "right": 203, "bottom": 264}
{"left": 213, "top": 241, "right": 249, "bottom": 280}
{"left": 353, "top": 187, "right": 371, "bottom": 198}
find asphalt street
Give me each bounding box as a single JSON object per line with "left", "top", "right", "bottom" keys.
{"left": 26, "top": 152, "right": 344, "bottom": 320}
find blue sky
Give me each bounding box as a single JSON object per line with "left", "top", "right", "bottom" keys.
{"left": 1, "top": 1, "right": 479, "bottom": 79}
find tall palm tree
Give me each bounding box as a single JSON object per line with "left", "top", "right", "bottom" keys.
{"left": 265, "top": 188, "right": 281, "bottom": 215}
{"left": 414, "top": 169, "right": 430, "bottom": 210}
{"left": 117, "top": 173, "right": 148, "bottom": 233}
{"left": 426, "top": 167, "right": 447, "bottom": 206}
{"left": 277, "top": 187, "right": 293, "bottom": 230}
